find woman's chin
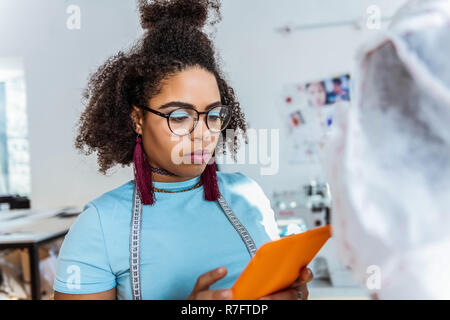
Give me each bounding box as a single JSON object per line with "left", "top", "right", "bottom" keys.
{"left": 171, "top": 163, "right": 208, "bottom": 177}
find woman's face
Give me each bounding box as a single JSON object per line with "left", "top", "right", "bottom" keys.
{"left": 306, "top": 82, "right": 327, "bottom": 107}
{"left": 132, "top": 66, "right": 222, "bottom": 179}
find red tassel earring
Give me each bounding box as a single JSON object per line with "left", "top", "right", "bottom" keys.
{"left": 133, "top": 135, "right": 155, "bottom": 205}
{"left": 202, "top": 153, "right": 220, "bottom": 201}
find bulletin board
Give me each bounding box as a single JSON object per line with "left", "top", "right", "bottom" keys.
{"left": 280, "top": 74, "right": 351, "bottom": 164}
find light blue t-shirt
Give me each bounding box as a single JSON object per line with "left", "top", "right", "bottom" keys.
{"left": 53, "top": 172, "right": 280, "bottom": 299}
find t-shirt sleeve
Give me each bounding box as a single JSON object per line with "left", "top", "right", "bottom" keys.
{"left": 53, "top": 202, "right": 116, "bottom": 294}
{"left": 237, "top": 173, "right": 281, "bottom": 241}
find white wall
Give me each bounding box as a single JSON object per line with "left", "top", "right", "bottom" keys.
{"left": 0, "top": 0, "right": 407, "bottom": 209}
{"left": 0, "top": 0, "right": 141, "bottom": 209}
{"left": 215, "top": 0, "right": 408, "bottom": 198}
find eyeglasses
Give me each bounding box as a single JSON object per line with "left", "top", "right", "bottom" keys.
{"left": 137, "top": 104, "right": 232, "bottom": 137}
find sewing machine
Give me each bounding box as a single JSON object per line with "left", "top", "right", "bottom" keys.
{"left": 272, "top": 179, "right": 359, "bottom": 288}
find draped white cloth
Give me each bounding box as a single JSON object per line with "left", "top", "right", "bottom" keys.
{"left": 324, "top": 0, "right": 450, "bottom": 299}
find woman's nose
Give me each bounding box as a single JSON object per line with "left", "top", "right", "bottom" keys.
{"left": 192, "top": 115, "right": 211, "bottom": 141}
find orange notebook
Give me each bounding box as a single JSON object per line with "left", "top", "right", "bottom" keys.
{"left": 231, "top": 224, "right": 332, "bottom": 300}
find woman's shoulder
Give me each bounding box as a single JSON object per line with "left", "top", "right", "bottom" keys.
{"left": 217, "top": 171, "right": 256, "bottom": 186}
{"left": 216, "top": 171, "right": 280, "bottom": 240}
{"left": 66, "top": 180, "right": 134, "bottom": 244}
{"left": 83, "top": 179, "right": 135, "bottom": 218}
{"left": 216, "top": 171, "right": 265, "bottom": 196}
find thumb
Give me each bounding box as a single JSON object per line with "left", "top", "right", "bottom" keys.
{"left": 193, "top": 267, "right": 228, "bottom": 293}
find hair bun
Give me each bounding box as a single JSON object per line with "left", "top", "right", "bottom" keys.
{"left": 138, "top": 0, "right": 220, "bottom": 30}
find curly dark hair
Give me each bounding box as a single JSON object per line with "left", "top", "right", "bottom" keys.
{"left": 74, "top": 0, "right": 247, "bottom": 174}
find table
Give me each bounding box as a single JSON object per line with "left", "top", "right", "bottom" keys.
{"left": 0, "top": 208, "right": 80, "bottom": 300}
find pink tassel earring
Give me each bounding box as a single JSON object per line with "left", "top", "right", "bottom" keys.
{"left": 133, "top": 135, "right": 155, "bottom": 205}
{"left": 202, "top": 154, "right": 220, "bottom": 201}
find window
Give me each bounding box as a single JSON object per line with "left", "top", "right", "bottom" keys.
{"left": 0, "top": 57, "right": 31, "bottom": 197}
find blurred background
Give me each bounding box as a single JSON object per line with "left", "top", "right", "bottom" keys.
{"left": 0, "top": 0, "right": 408, "bottom": 300}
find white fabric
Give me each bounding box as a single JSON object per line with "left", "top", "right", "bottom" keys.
{"left": 324, "top": 0, "right": 450, "bottom": 299}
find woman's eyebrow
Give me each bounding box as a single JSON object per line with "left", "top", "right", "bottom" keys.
{"left": 158, "top": 101, "right": 221, "bottom": 110}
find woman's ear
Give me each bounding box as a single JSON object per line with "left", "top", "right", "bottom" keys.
{"left": 131, "top": 106, "right": 144, "bottom": 135}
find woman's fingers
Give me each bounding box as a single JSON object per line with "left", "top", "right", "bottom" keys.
{"left": 259, "top": 288, "right": 298, "bottom": 300}
{"left": 188, "top": 267, "right": 228, "bottom": 299}
{"left": 286, "top": 267, "right": 312, "bottom": 300}
{"left": 297, "top": 284, "right": 309, "bottom": 300}
{"left": 300, "top": 267, "right": 314, "bottom": 282}
{"left": 291, "top": 267, "right": 314, "bottom": 288}
{"left": 189, "top": 266, "right": 311, "bottom": 300}
{"left": 194, "top": 267, "right": 228, "bottom": 291}
{"left": 195, "top": 289, "right": 233, "bottom": 300}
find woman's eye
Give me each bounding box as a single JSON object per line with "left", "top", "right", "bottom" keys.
{"left": 208, "top": 112, "right": 221, "bottom": 120}
{"left": 208, "top": 116, "right": 220, "bottom": 122}
{"left": 171, "top": 116, "right": 189, "bottom": 122}
{"left": 170, "top": 111, "right": 190, "bottom": 121}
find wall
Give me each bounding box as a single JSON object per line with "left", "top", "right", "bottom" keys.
{"left": 0, "top": 0, "right": 407, "bottom": 209}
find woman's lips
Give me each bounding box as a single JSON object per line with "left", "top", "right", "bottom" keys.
{"left": 184, "top": 150, "right": 211, "bottom": 164}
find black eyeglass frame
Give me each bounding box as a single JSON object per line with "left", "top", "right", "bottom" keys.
{"left": 136, "top": 104, "right": 232, "bottom": 136}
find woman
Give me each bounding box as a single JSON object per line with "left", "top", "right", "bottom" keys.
{"left": 53, "top": 0, "right": 313, "bottom": 300}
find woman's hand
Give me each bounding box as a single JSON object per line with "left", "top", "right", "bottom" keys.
{"left": 258, "top": 267, "right": 314, "bottom": 300}
{"left": 187, "top": 266, "right": 233, "bottom": 300}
